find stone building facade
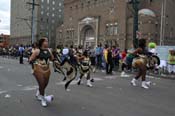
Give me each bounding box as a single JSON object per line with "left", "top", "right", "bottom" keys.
{"left": 56, "top": 0, "right": 175, "bottom": 49}
{"left": 10, "top": 0, "right": 38, "bottom": 45}
{"left": 10, "top": 0, "right": 64, "bottom": 47}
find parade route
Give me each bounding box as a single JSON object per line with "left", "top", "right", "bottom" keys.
{"left": 0, "top": 58, "right": 175, "bottom": 116}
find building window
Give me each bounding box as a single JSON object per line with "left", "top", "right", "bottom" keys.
{"left": 106, "top": 22, "right": 118, "bottom": 36}
{"left": 41, "top": 5, "right": 44, "bottom": 9}
{"left": 47, "top": 0, "right": 49, "bottom": 4}
{"left": 75, "top": 5, "right": 78, "bottom": 9}
{"left": 81, "top": 3, "right": 84, "bottom": 8}
{"left": 52, "top": 1, "right": 55, "bottom": 5}
{"left": 70, "top": 6, "right": 73, "bottom": 10}
{"left": 41, "top": 11, "right": 44, "bottom": 15}
{"left": 114, "top": 23, "right": 118, "bottom": 35}
{"left": 109, "top": 24, "right": 114, "bottom": 35}
{"left": 40, "top": 18, "right": 43, "bottom": 22}
{"left": 87, "top": 0, "right": 90, "bottom": 6}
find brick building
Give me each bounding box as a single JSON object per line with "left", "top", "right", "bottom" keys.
{"left": 56, "top": 0, "right": 175, "bottom": 49}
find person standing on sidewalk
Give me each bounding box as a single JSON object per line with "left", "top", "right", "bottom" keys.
{"left": 95, "top": 44, "right": 103, "bottom": 70}
{"left": 104, "top": 45, "right": 113, "bottom": 75}
{"left": 19, "top": 44, "right": 24, "bottom": 64}
{"left": 89, "top": 46, "right": 96, "bottom": 73}
{"left": 168, "top": 49, "right": 175, "bottom": 74}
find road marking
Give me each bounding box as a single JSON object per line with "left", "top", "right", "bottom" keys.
{"left": 56, "top": 77, "right": 103, "bottom": 86}
{"left": 121, "top": 74, "right": 130, "bottom": 78}
{"left": 104, "top": 76, "right": 117, "bottom": 79}
{"left": 56, "top": 80, "right": 78, "bottom": 86}
{"left": 17, "top": 84, "right": 23, "bottom": 87}
{"left": 7, "top": 68, "right": 11, "bottom": 72}
{"left": 93, "top": 77, "right": 103, "bottom": 81}
{"left": 106, "top": 86, "right": 113, "bottom": 89}
{"left": 81, "top": 106, "right": 86, "bottom": 110}
{"left": 0, "top": 66, "right": 4, "bottom": 69}
{"left": 22, "top": 85, "right": 38, "bottom": 91}
{"left": 153, "top": 83, "right": 156, "bottom": 86}
{"left": 0, "top": 90, "right": 7, "bottom": 94}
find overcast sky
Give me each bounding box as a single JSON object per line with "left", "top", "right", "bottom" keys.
{"left": 0, "top": 0, "right": 10, "bottom": 35}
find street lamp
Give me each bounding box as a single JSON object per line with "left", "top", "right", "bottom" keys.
{"left": 127, "top": 0, "right": 140, "bottom": 48}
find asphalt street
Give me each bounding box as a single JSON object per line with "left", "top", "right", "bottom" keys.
{"left": 0, "top": 57, "right": 175, "bottom": 116}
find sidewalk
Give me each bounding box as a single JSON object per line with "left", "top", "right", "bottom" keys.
{"left": 94, "top": 69, "right": 175, "bottom": 80}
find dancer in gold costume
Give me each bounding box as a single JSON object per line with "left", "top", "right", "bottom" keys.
{"left": 131, "top": 39, "right": 151, "bottom": 89}
{"left": 29, "top": 37, "right": 54, "bottom": 107}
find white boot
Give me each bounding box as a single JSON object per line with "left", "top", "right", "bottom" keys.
{"left": 145, "top": 81, "right": 151, "bottom": 86}
{"left": 31, "top": 69, "right": 34, "bottom": 74}
{"left": 121, "top": 71, "right": 125, "bottom": 77}
{"left": 87, "top": 80, "right": 93, "bottom": 87}
{"left": 45, "top": 95, "right": 54, "bottom": 103}
{"left": 36, "top": 90, "right": 42, "bottom": 101}
{"left": 141, "top": 81, "right": 149, "bottom": 89}
{"left": 36, "top": 90, "right": 39, "bottom": 97}
{"left": 41, "top": 96, "right": 47, "bottom": 107}
{"left": 92, "top": 67, "right": 96, "bottom": 73}
{"left": 131, "top": 78, "right": 137, "bottom": 86}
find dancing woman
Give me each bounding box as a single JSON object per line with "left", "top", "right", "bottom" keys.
{"left": 29, "top": 37, "right": 54, "bottom": 107}
{"left": 77, "top": 50, "right": 93, "bottom": 87}
{"left": 131, "top": 39, "right": 151, "bottom": 89}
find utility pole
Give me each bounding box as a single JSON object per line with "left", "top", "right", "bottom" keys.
{"left": 160, "top": 0, "right": 167, "bottom": 46}
{"left": 128, "top": 0, "right": 140, "bottom": 48}
{"left": 26, "top": 0, "right": 39, "bottom": 44}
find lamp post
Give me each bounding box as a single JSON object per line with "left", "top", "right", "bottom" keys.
{"left": 128, "top": 0, "right": 140, "bottom": 48}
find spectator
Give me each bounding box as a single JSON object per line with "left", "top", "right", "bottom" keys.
{"left": 89, "top": 46, "right": 96, "bottom": 72}
{"left": 104, "top": 45, "right": 113, "bottom": 75}
{"left": 61, "top": 45, "right": 69, "bottom": 61}
{"left": 19, "top": 44, "right": 24, "bottom": 64}
{"left": 168, "top": 49, "right": 175, "bottom": 74}
{"left": 95, "top": 44, "right": 103, "bottom": 70}
{"left": 112, "top": 46, "right": 120, "bottom": 70}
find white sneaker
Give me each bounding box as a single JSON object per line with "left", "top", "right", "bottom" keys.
{"left": 45, "top": 95, "right": 54, "bottom": 103}
{"left": 36, "top": 90, "right": 39, "bottom": 97}
{"left": 121, "top": 71, "right": 125, "bottom": 76}
{"left": 31, "top": 69, "right": 34, "bottom": 74}
{"left": 92, "top": 68, "right": 96, "bottom": 73}
{"left": 41, "top": 96, "right": 47, "bottom": 107}
{"left": 131, "top": 78, "right": 137, "bottom": 86}
{"left": 141, "top": 81, "right": 149, "bottom": 89}
{"left": 121, "top": 71, "right": 130, "bottom": 77}
{"left": 77, "top": 78, "right": 83, "bottom": 85}
{"left": 145, "top": 81, "right": 151, "bottom": 86}
{"left": 84, "top": 73, "right": 88, "bottom": 78}
{"left": 87, "top": 80, "right": 93, "bottom": 87}
{"left": 36, "top": 90, "right": 42, "bottom": 101}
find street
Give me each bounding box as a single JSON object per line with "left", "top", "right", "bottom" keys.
{"left": 0, "top": 57, "right": 175, "bottom": 116}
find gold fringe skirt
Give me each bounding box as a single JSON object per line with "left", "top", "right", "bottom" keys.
{"left": 33, "top": 63, "right": 50, "bottom": 78}
{"left": 132, "top": 56, "right": 147, "bottom": 68}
